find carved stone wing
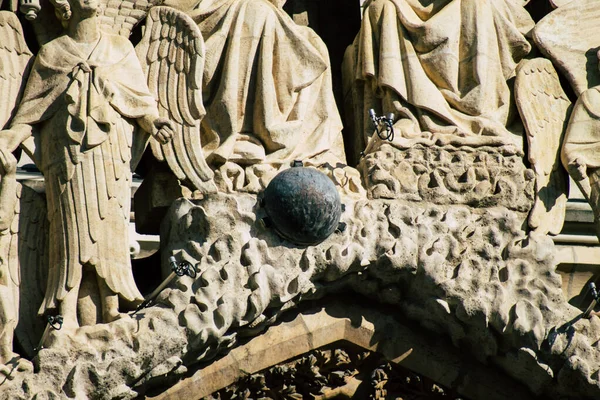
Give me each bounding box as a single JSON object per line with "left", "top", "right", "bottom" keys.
{"left": 97, "top": 0, "right": 165, "bottom": 37}
{"left": 533, "top": 0, "right": 600, "bottom": 95}
{"left": 136, "top": 6, "right": 216, "bottom": 193}
{"left": 515, "top": 58, "right": 572, "bottom": 235}
{"left": 0, "top": 11, "right": 32, "bottom": 130}
{"left": 0, "top": 184, "right": 48, "bottom": 358}
{"left": 14, "top": 185, "right": 48, "bottom": 357}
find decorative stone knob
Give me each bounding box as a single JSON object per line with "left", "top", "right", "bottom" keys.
{"left": 262, "top": 166, "right": 342, "bottom": 246}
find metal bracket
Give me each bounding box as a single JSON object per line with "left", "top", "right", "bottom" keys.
{"left": 36, "top": 314, "right": 63, "bottom": 352}
{"left": 369, "top": 109, "right": 395, "bottom": 142}
{"left": 47, "top": 315, "right": 63, "bottom": 330}
{"left": 583, "top": 282, "right": 600, "bottom": 318}
{"left": 133, "top": 256, "right": 197, "bottom": 314}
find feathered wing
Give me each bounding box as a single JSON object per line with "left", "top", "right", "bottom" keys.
{"left": 0, "top": 11, "right": 33, "bottom": 130}
{"left": 97, "top": 0, "right": 165, "bottom": 37}
{"left": 12, "top": 185, "right": 48, "bottom": 358}
{"left": 533, "top": 0, "right": 600, "bottom": 95}
{"left": 136, "top": 6, "right": 216, "bottom": 193}
{"left": 515, "top": 58, "right": 572, "bottom": 235}
{"left": 0, "top": 183, "right": 48, "bottom": 358}
{"left": 0, "top": 12, "right": 45, "bottom": 358}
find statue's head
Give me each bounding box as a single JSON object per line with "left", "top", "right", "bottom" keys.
{"left": 49, "top": 0, "right": 71, "bottom": 27}
{"left": 49, "top": 0, "right": 99, "bottom": 27}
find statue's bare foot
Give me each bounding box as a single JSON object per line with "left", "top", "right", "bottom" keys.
{"left": 59, "top": 317, "right": 80, "bottom": 333}
{"left": 103, "top": 310, "right": 125, "bottom": 323}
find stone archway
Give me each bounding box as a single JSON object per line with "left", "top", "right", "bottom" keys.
{"left": 150, "top": 299, "right": 534, "bottom": 400}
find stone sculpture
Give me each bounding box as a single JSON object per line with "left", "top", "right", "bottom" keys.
{"left": 0, "top": 0, "right": 351, "bottom": 368}
{"left": 561, "top": 80, "right": 600, "bottom": 236}
{"left": 154, "top": 0, "right": 351, "bottom": 195}
{"left": 534, "top": 1, "right": 600, "bottom": 238}
{"left": 166, "top": 0, "right": 346, "bottom": 168}
{"left": 0, "top": 0, "right": 174, "bottom": 332}
{"left": 3, "top": 1, "right": 600, "bottom": 399}
{"left": 344, "top": 0, "right": 571, "bottom": 236}
{"left": 0, "top": 147, "right": 21, "bottom": 368}
{"left": 0, "top": 9, "right": 34, "bottom": 369}
{"left": 342, "top": 0, "right": 535, "bottom": 163}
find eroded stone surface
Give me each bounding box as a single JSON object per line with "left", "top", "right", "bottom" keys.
{"left": 0, "top": 172, "right": 597, "bottom": 399}
{"left": 358, "top": 144, "right": 535, "bottom": 211}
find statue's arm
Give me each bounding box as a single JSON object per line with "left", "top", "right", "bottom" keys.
{"left": 0, "top": 148, "right": 17, "bottom": 231}
{"left": 0, "top": 123, "right": 33, "bottom": 153}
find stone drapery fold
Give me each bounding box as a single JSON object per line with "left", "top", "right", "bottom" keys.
{"left": 343, "top": 0, "right": 533, "bottom": 161}
{"left": 188, "top": 0, "right": 346, "bottom": 166}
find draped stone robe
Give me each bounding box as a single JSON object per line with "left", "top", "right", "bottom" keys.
{"left": 188, "top": 0, "right": 346, "bottom": 166}
{"left": 343, "top": 0, "right": 534, "bottom": 161}
{"left": 11, "top": 33, "right": 158, "bottom": 314}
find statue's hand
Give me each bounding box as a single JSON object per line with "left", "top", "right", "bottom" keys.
{"left": 152, "top": 118, "right": 174, "bottom": 145}
{"left": 568, "top": 158, "right": 587, "bottom": 182}
{"left": 0, "top": 148, "right": 17, "bottom": 177}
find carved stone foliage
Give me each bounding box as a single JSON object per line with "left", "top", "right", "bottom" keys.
{"left": 205, "top": 344, "right": 462, "bottom": 400}
{"left": 211, "top": 162, "right": 364, "bottom": 198}
{"left": 359, "top": 144, "right": 534, "bottom": 212}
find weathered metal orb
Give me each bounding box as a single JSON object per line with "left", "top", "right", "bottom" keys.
{"left": 262, "top": 167, "right": 342, "bottom": 246}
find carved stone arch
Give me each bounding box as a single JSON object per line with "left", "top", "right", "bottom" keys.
{"left": 151, "top": 299, "right": 535, "bottom": 400}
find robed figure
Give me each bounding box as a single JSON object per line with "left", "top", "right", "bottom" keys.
{"left": 167, "top": 0, "right": 347, "bottom": 167}
{"left": 343, "top": 0, "right": 534, "bottom": 162}
{"left": 0, "top": 0, "right": 173, "bottom": 329}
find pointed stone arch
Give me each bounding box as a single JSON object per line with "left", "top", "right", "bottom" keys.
{"left": 151, "top": 299, "right": 534, "bottom": 400}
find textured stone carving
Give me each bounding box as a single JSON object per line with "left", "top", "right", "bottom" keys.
{"left": 2, "top": 1, "right": 600, "bottom": 399}
{"left": 343, "top": 0, "right": 571, "bottom": 237}
{"left": 533, "top": 0, "right": 600, "bottom": 96}
{"left": 514, "top": 58, "right": 571, "bottom": 236}
{"left": 0, "top": 182, "right": 48, "bottom": 374}
{"left": 342, "top": 0, "right": 534, "bottom": 164}
{"left": 533, "top": 2, "right": 600, "bottom": 239}
{"left": 562, "top": 85, "right": 600, "bottom": 238}
{"left": 0, "top": 10, "right": 41, "bottom": 369}
{"left": 163, "top": 0, "right": 347, "bottom": 170}
{"left": 206, "top": 345, "right": 461, "bottom": 400}
{"left": 358, "top": 143, "right": 535, "bottom": 211}
{"left": 135, "top": 5, "right": 216, "bottom": 194}
{"left": 0, "top": 185, "right": 598, "bottom": 398}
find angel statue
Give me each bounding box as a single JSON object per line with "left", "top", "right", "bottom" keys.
{"left": 0, "top": 8, "right": 43, "bottom": 370}
{"left": 532, "top": 0, "right": 600, "bottom": 240}
{"left": 0, "top": 0, "right": 349, "bottom": 365}
{"left": 561, "top": 57, "right": 600, "bottom": 239}
{"left": 0, "top": 0, "right": 176, "bottom": 335}
{"left": 342, "top": 0, "right": 537, "bottom": 161}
